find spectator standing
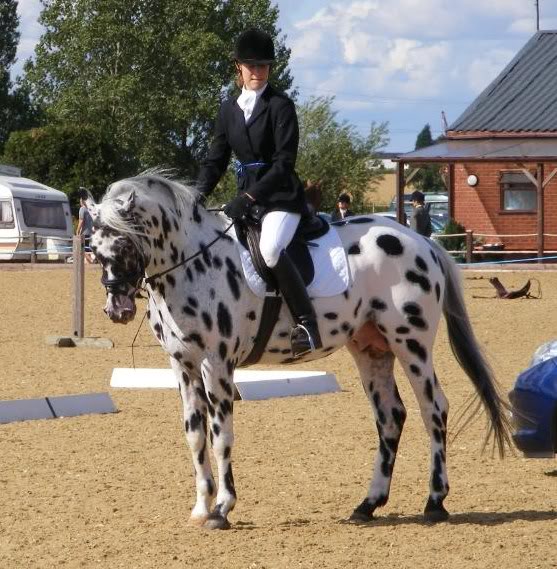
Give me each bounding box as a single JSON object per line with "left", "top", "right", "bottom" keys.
{"left": 331, "top": 193, "right": 353, "bottom": 221}
{"left": 410, "top": 190, "right": 432, "bottom": 237}
{"left": 76, "top": 189, "right": 95, "bottom": 263}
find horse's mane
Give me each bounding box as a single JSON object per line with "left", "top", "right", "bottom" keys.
{"left": 99, "top": 168, "right": 200, "bottom": 247}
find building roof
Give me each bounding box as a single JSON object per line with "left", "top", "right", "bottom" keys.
{"left": 394, "top": 137, "right": 557, "bottom": 163}
{"left": 448, "top": 31, "right": 557, "bottom": 134}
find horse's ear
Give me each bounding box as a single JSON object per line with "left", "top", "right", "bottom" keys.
{"left": 118, "top": 191, "right": 136, "bottom": 215}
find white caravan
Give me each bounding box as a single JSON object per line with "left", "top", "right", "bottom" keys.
{"left": 0, "top": 165, "right": 73, "bottom": 261}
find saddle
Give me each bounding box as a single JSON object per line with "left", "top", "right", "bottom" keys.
{"left": 234, "top": 212, "right": 330, "bottom": 291}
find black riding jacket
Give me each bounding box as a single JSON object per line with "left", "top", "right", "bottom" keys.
{"left": 197, "top": 84, "right": 309, "bottom": 216}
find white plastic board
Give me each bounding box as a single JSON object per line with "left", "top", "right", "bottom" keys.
{"left": 110, "top": 368, "right": 340, "bottom": 400}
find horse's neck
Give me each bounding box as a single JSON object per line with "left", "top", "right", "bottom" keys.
{"left": 143, "top": 201, "right": 232, "bottom": 275}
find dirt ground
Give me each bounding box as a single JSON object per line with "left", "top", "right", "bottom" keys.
{"left": 0, "top": 265, "right": 556, "bottom": 569}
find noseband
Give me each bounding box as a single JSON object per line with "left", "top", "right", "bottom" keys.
{"left": 101, "top": 255, "right": 145, "bottom": 294}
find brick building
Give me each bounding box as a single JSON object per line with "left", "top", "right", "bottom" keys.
{"left": 394, "top": 31, "right": 557, "bottom": 256}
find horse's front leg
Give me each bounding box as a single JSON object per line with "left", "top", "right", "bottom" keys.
{"left": 199, "top": 357, "right": 237, "bottom": 530}
{"left": 169, "top": 356, "right": 215, "bottom": 525}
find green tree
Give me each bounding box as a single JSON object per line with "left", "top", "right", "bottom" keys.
{"left": 24, "top": 0, "right": 293, "bottom": 175}
{"left": 0, "top": 0, "right": 20, "bottom": 151}
{"left": 2, "top": 124, "right": 132, "bottom": 203}
{"left": 412, "top": 124, "right": 444, "bottom": 193}
{"left": 295, "top": 96, "right": 389, "bottom": 214}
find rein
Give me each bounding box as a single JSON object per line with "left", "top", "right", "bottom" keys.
{"left": 143, "top": 220, "right": 234, "bottom": 287}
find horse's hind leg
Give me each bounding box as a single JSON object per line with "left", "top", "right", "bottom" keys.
{"left": 346, "top": 343, "right": 407, "bottom": 522}
{"left": 170, "top": 357, "right": 215, "bottom": 525}
{"left": 398, "top": 357, "right": 449, "bottom": 522}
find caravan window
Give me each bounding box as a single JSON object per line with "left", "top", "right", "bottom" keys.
{"left": 0, "top": 200, "right": 15, "bottom": 228}
{"left": 20, "top": 199, "right": 66, "bottom": 230}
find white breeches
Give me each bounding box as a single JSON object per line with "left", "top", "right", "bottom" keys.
{"left": 259, "top": 211, "right": 301, "bottom": 268}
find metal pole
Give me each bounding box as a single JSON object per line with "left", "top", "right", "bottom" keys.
{"left": 72, "top": 235, "right": 85, "bottom": 338}
{"left": 465, "top": 230, "right": 473, "bottom": 264}
{"left": 30, "top": 232, "right": 37, "bottom": 263}
{"left": 536, "top": 0, "right": 540, "bottom": 31}
{"left": 537, "top": 162, "right": 544, "bottom": 262}
{"left": 396, "top": 161, "right": 406, "bottom": 225}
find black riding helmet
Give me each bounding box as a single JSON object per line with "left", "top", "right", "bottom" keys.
{"left": 234, "top": 28, "right": 275, "bottom": 65}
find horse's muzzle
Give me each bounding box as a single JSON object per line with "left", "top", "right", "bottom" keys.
{"left": 104, "top": 293, "right": 137, "bottom": 324}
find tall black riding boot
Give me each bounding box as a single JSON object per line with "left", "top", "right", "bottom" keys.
{"left": 271, "top": 250, "right": 322, "bottom": 357}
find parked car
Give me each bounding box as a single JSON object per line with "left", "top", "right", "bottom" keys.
{"left": 509, "top": 341, "right": 557, "bottom": 458}
{"left": 373, "top": 211, "right": 445, "bottom": 235}
{"left": 389, "top": 192, "right": 449, "bottom": 226}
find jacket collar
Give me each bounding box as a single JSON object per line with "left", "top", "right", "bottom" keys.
{"left": 246, "top": 83, "right": 272, "bottom": 126}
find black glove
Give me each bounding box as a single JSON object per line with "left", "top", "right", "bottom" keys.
{"left": 223, "top": 194, "right": 253, "bottom": 220}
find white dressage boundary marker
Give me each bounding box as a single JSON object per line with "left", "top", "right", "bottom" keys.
{"left": 0, "top": 392, "right": 117, "bottom": 425}
{"left": 110, "top": 368, "right": 340, "bottom": 401}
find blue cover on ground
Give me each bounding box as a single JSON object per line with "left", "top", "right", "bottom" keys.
{"left": 515, "top": 357, "right": 557, "bottom": 399}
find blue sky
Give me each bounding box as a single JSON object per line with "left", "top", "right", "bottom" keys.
{"left": 13, "top": 0, "right": 557, "bottom": 152}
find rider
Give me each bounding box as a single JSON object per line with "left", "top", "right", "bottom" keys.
{"left": 197, "top": 28, "right": 322, "bottom": 357}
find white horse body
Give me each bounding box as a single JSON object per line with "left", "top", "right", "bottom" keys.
{"left": 90, "top": 174, "right": 511, "bottom": 529}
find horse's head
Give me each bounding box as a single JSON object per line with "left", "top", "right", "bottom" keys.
{"left": 90, "top": 190, "right": 147, "bottom": 324}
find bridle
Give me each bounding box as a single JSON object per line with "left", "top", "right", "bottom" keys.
{"left": 99, "top": 214, "right": 234, "bottom": 293}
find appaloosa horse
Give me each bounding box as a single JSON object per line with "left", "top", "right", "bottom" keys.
{"left": 88, "top": 173, "right": 511, "bottom": 529}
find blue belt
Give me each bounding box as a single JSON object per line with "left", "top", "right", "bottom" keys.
{"left": 236, "top": 161, "right": 268, "bottom": 180}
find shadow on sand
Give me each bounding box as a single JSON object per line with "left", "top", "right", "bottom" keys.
{"left": 340, "top": 509, "right": 557, "bottom": 528}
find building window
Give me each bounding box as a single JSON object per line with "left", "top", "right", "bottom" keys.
{"left": 0, "top": 200, "right": 15, "bottom": 228}
{"left": 500, "top": 171, "right": 536, "bottom": 212}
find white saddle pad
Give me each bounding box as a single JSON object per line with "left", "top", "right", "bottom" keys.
{"left": 234, "top": 225, "right": 351, "bottom": 298}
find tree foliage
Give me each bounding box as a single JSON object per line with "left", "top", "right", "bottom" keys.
{"left": 0, "top": 0, "right": 20, "bottom": 150}
{"left": 296, "top": 96, "right": 389, "bottom": 214}
{"left": 24, "top": 0, "right": 293, "bottom": 175}
{"left": 2, "top": 124, "right": 132, "bottom": 204}
{"left": 412, "top": 123, "right": 445, "bottom": 193}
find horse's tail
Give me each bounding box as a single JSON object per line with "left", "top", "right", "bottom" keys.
{"left": 431, "top": 240, "right": 513, "bottom": 457}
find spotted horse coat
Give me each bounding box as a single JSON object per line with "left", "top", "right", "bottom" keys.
{"left": 89, "top": 173, "right": 512, "bottom": 530}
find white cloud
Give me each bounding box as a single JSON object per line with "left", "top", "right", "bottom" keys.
{"left": 466, "top": 48, "right": 515, "bottom": 94}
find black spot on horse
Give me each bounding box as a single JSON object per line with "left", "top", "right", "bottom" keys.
{"left": 194, "top": 258, "right": 206, "bottom": 275}
{"left": 408, "top": 316, "right": 428, "bottom": 330}
{"left": 378, "top": 324, "right": 387, "bottom": 333}
{"left": 202, "top": 311, "right": 213, "bottom": 331}
{"left": 406, "top": 339, "right": 427, "bottom": 362}
{"left": 371, "top": 298, "right": 388, "bottom": 311}
{"left": 192, "top": 202, "right": 202, "bottom": 223}
{"left": 376, "top": 234, "right": 404, "bottom": 256}
{"left": 396, "top": 326, "right": 410, "bottom": 334}
{"left": 219, "top": 342, "right": 228, "bottom": 361}
{"left": 247, "top": 311, "right": 256, "bottom": 321}
{"left": 151, "top": 216, "right": 159, "bottom": 228}
{"left": 406, "top": 270, "right": 431, "bottom": 293}
{"left": 166, "top": 274, "right": 176, "bottom": 288}
{"left": 217, "top": 303, "right": 232, "bottom": 338}
{"left": 435, "top": 282, "right": 441, "bottom": 302}
{"left": 348, "top": 243, "right": 361, "bottom": 255}
{"left": 347, "top": 217, "right": 375, "bottom": 224}
{"left": 324, "top": 312, "right": 338, "bottom": 320}
{"left": 430, "top": 248, "right": 439, "bottom": 266}
{"left": 185, "top": 333, "right": 205, "bottom": 350}
{"left": 182, "top": 305, "right": 196, "bottom": 317}
{"left": 415, "top": 255, "right": 428, "bottom": 273}
{"left": 170, "top": 242, "right": 179, "bottom": 264}
{"left": 354, "top": 299, "right": 362, "bottom": 318}
{"left": 403, "top": 302, "right": 422, "bottom": 316}
{"left": 219, "top": 378, "right": 233, "bottom": 397}
{"left": 425, "top": 378, "right": 433, "bottom": 402}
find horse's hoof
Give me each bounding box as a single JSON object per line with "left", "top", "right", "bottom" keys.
{"left": 424, "top": 498, "right": 449, "bottom": 522}
{"left": 203, "top": 514, "right": 231, "bottom": 530}
{"left": 188, "top": 514, "right": 209, "bottom": 527}
{"left": 346, "top": 510, "right": 374, "bottom": 524}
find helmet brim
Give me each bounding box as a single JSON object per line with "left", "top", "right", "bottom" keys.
{"left": 235, "top": 58, "right": 274, "bottom": 65}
